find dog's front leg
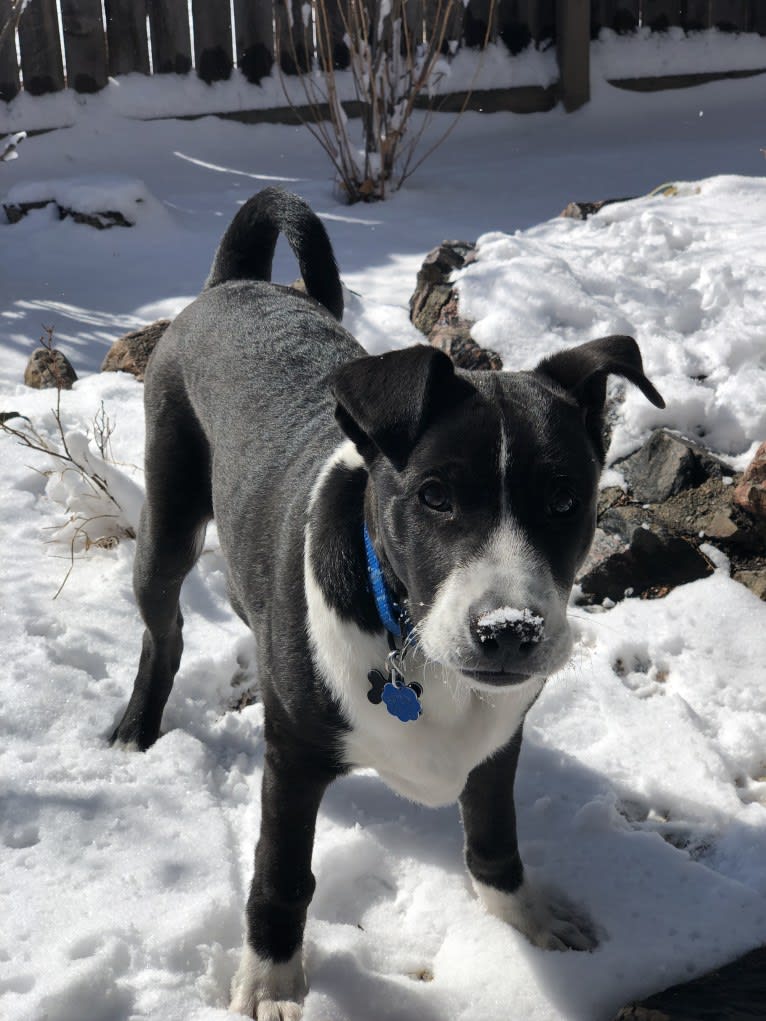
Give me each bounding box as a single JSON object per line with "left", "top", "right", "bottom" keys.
{"left": 460, "top": 730, "right": 599, "bottom": 952}
{"left": 231, "top": 743, "right": 335, "bottom": 1020}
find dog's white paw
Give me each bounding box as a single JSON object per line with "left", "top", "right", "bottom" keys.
{"left": 230, "top": 944, "right": 307, "bottom": 1020}
{"left": 473, "top": 876, "right": 600, "bottom": 952}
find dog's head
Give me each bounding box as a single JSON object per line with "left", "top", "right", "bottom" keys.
{"left": 330, "top": 338, "right": 663, "bottom": 690}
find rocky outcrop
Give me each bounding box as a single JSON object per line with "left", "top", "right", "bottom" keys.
{"left": 734, "top": 440, "right": 766, "bottom": 520}
{"left": 560, "top": 197, "right": 635, "bottom": 220}
{"left": 616, "top": 429, "right": 728, "bottom": 503}
{"left": 578, "top": 430, "right": 766, "bottom": 604}
{"left": 101, "top": 320, "right": 171, "bottom": 381}
{"left": 579, "top": 526, "right": 714, "bottom": 603}
{"left": 409, "top": 242, "right": 502, "bottom": 371}
{"left": 410, "top": 241, "right": 476, "bottom": 336}
{"left": 4, "top": 199, "right": 132, "bottom": 229}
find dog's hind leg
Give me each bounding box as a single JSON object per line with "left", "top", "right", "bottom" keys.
{"left": 112, "top": 400, "right": 212, "bottom": 751}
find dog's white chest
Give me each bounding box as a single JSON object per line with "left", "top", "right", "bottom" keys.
{"left": 305, "top": 557, "right": 542, "bottom": 808}
{"left": 342, "top": 661, "right": 541, "bottom": 807}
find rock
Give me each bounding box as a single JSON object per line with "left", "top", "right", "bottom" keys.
{"left": 409, "top": 242, "right": 502, "bottom": 372}
{"left": 732, "top": 567, "right": 766, "bottom": 601}
{"left": 657, "top": 477, "right": 763, "bottom": 553}
{"left": 430, "top": 323, "right": 503, "bottom": 371}
{"left": 4, "top": 198, "right": 132, "bottom": 228}
{"left": 576, "top": 527, "right": 626, "bottom": 583}
{"left": 600, "top": 504, "right": 654, "bottom": 544}
{"left": 594, "top": 472, "right": 765, "bottom": 603}
{"left": 24, "top": 347, "right": 77, "bottom": 390}
{"left": 579, "top": 525, "right": 714, "bottom": 604}
{"left": 560, "top": 197, "right": 634, "bottom": 220}
{"left": 615, "top": 429, "right": 729, "bottom": 504}
{"left": 590, "top": 434, "right": 764, "bottom": 606}
{"left": 597, "top": 486, "right": 628, "bottom": 517}
{"left": 734, "top": 441, "right": 766, "bottom": 520}
{"left": 101, "top": 320, "right": 171, "bottom": 381}
{"left": 414, "top": 282, "right": 453, "bottom": 337}
{"left": 409, "top": 241, "right": 476, "bottom": 336}
{"left": 3, "top": 199, "right": 50, "bottom": 223}
{"left": 613, "top": 945, "right": 766, "bottom": 1021}
{"left": 603, "top": 474, "right": 763, "bottom": 547}
{"left": 59, "top": 206, "right": 132, "bottom": 229}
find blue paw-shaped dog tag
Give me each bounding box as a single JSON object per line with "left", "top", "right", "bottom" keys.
{"left": 381, "top": 682, "right": 422, "bottom": 722}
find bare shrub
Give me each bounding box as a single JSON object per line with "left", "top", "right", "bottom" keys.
{"left": 1, "top": 328, "right": 141, "bottom": 596}
{"left": 277, "top": 0, "right": 494, "bottom": 202}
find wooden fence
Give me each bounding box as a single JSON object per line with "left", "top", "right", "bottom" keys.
{"left": 1, "top": 0, "right": 766, "bottom": 118}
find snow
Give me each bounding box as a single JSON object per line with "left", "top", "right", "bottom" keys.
{"left": 1, "top": 67, "right": 766, "bottom": 1021}
{"left": 458, "top": 175, "right": 766, "bottom": 468}
{"left": 476, "top": 607, "right": 545, "bottom": 642}
{"left": 4, "top": 175, "right": 162, "bottom": 224}
{"left": 592, "top": 27, "right": 766, "bottom": 80}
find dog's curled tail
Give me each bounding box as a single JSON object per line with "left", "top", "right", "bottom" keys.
{"left": 205, "top": 187, "right": 344, "bottom": 321}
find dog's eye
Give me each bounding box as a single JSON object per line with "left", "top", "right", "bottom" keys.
{"left": 548, "top": 487, "right": 579, "bottom": 517}
{"left": 419, "top": 480, "right": 451, "bottom": 513}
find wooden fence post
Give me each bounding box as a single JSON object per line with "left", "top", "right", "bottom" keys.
{"left": 276, "top": 0, "right": 314, "bottom": 74}
{"left": 557, "top": 0, "right": 589, "bottom": 110}
{"left": 682, "top": 1, "right": 712, "bottom": 30}
{"left": 464, "top": 0, "right": 495, "bottom": 47}
{"left": 105, "top": 0, "right": 150, "bottom": 76}
{"left": 526, "top": 0, "right": 555, "bottom": 43}
{"left": 17, "top": 0, "right": 65, "bottom": 95}
{"left": 147, "top": 0, "right": 192, "bottom": 75}
{"left": 60, "top": 0, "right": 108, "bottom": 92}
{"left": 643, "top": 0, "right": 683, "bottom": 31}
{"left": 233, "top": 0, "right": 273, "bottom": 83}
{"left": 712, "top": 1, "right": 750, "bottom": 31}
{"left": 323, "top": 0, "right": 350, "bottom": 69}
{"left": 591, "top": 1, "right": 639, "bottom": 35}
{"left": 0, "top": 0, "right": 21, "bottom": 101}
{"left": 192, "top": 0, "right": 232, "bottom": 82}
{"left": 750, "top": 0, "right": 766, "bottom": 34}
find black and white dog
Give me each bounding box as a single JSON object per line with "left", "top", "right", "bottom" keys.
{"left": 112, "top": 189, "right": 664, "bottom": 1019}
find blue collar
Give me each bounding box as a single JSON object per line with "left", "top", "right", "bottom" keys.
{"left": 363, "top": 524, "right": 422, "bottom": 723}
{"left": 363, "top": 524, "right": 406, "bottom": 638}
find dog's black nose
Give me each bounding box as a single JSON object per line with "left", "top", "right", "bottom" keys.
{"left": 470, "top": 606, "right": 545, "bottom": 664}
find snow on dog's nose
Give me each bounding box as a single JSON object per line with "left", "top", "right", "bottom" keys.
{"left": 473, "top": 606, "right": 545, "bottom": 645}
{"left": 466, "top": 606, "right": 547, "bottom": 677}
{"left": 472, "top": 606, "right": 545, "bottom": 656}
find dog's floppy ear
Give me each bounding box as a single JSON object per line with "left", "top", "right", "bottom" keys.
{"left": 534, "top": 335, "right": 665, "bottom": 461}
{"left": 330, "top": 345, "right": 475, "bottom": 469}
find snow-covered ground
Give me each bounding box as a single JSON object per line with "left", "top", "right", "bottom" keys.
{"left": 1, "top": 71, "right": 765, "bottom": 1021}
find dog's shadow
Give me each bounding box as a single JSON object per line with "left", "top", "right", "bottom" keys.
{"left": 321, "top": 768, "right": 464, "bottom": 871}
{"left": 305, "top": 947, "right": 449, "bottom": 1021}
{"left": 307, "top": 739, "right": 766, "bottom": 1021}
